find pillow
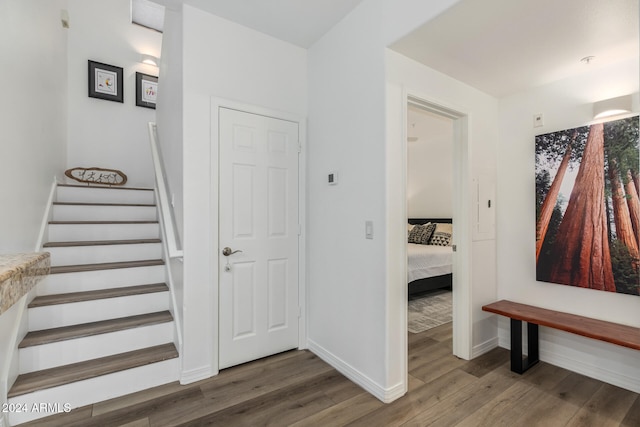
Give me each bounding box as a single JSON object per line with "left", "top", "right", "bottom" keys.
{"left": 407, "top": 223, "right": 415, "bottom": 233}
{"left": 429, "top": 223, "right": 453, "bottom": 246}
{"left": 408, "top": 223, "right": 436, "bottom": 244}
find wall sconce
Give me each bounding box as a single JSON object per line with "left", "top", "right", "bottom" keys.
{"left": 140, "top": 54, "right": 160, "bottom": 67}
{"left": 593, "top": 95, "right": 632, "bottom": 119}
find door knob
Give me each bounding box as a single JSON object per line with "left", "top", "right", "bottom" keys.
{"left": 222, "top": 247, "right": 242, "bottom": 256}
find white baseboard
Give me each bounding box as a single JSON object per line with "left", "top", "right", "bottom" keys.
{"left": 539, "top": 348, "right": 640, "bottom": 394}
{"left": 308, "top": 339, "right": 404, "bottom": 403}
{"left": 472, "top": 336, "right": 499, "bottom": 358}
{"left": 497, "top": 326, "right": 640, "bottom": 394}
{"left": 180, "top": 364, "right": 214, "bottom": 385}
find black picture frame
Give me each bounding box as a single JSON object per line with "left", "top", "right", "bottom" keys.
{"left": 135, "top": 72, "right": 158, "bottom": 109}
{"left": 88, "top": 60, "right": 123, "bottom": 103}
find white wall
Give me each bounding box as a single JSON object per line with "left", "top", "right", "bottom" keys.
{"left": 497, "top": 57, "right": 640, "bottom": 392}
{"left": 66, "top": 0, "right": 162, "bottom": 187}
{"left": 0, "top": 0, "right": 68, "bottom": 253}
{"left": 407, "top": 107, "right": 453, "bottom": 218}
{"left": 307, "top": 0, "right": 391, "bottom": 398}
{"left": 178, "top": 5, "right": 307, "bottom": 382}
{"left": 155, "top": 3, "right": 185, "bottom": 359}
{"left": 156, "top": 3, "right": 184, "bottom": 244}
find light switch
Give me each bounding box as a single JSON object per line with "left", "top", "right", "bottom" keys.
{"left": 328, "top": 171, "right": 338, "bottom": 185}
{"left": 365, "top": 220, "right": 373, "bottom": 239}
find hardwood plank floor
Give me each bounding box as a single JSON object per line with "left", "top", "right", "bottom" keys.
{"left": 21, "top": 322, "right": 639, "bottom": 426}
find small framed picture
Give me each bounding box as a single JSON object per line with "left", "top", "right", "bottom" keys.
{"left": 88, "top": 60, "right": 123, "bottom": 103}
{"left": 136, "top": 72, "right": 158, "bottom": 109}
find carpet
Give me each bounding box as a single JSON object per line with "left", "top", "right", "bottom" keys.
{"left": 408, "top": 289, "right": 452, "bottom": 333}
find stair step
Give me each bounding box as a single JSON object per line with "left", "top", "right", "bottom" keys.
{"left": 50, "top": 259, "right": 164, "bottom": 274}
{"left": 53, "top": 202, "right": 156, "bottom": 207}
{"left": 52, "top": 203, "right": 158, "bottom": 222}
{"left": 43, "top": 238, "right": 161, "bottom": 247}
{"left": 58, "top": 184, "right": 153, "bottom": 191}
{"left": 49, "top": 220, "right": 159, "bottom": 224}
{"left": 19, "top": 311, "right": 173, "bottom": 348}
{"left": 8, "top": 343, "right": 178, "bottom": 398}
{"left": 29, "top": 283, "right": 169, "bottom": 307}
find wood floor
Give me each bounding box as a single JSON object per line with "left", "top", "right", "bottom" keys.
{"left": 22, "top": 322, "right": 639, "bottom": 426}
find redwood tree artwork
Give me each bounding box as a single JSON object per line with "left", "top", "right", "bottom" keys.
{"left": 535, "top": 116, "right": 640, "bottom": 296}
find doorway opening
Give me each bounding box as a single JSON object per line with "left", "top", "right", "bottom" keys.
{"left": 406, "top": 103, "right": 454, "bottom": 338}
{"left": 404, "top": 94, "right": 472, "bottom": 364}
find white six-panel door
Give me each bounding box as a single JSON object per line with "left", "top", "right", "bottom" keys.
{"left": 218, "top": 107, "right": 300, "bottom": 369}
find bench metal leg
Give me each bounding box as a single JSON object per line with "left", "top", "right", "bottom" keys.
{"left": 510, "top": 318, "right": 539, "bottom": 374}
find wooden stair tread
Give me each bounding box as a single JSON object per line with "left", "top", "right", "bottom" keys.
{"left": 50, "top": 259, "right": 164, "bottom": 274}
{"left": 58, "top": 184, "right": 153, "bottom": 191}
{"left": 53, "top": 202, "right": 155, "bottom": 207}
{"left": 482, "top": 300, "right": 640, "bottom": 351}
{"left": 49, "top": 220, "right": 159, "bottom": 224}
{"left": 29, "top": 283, "right": 169, "bottom": 307}
{"left": 8, "top": 343, "right": 178, "bottom": 397}
{"left": 20, "top": 311, "right": 173, "bottom": 348}
{"left": 43, "top": 239, "right": 161, "bottom": 248}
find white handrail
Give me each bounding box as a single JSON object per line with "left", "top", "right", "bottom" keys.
{"left": 148, "top": 122, "right": 183, "bottom": 259}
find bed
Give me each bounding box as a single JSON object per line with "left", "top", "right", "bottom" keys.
{"left": 408, "top": 218, "right": 453, "bottom": 296}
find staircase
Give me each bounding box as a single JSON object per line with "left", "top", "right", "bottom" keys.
{"left": 7, "top": 184, "right": 179, "bottom": 425}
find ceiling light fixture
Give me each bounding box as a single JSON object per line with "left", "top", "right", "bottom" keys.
{"left": 593, "top": 95, "right": 633, "bottom": 119}
{"left": 580, "top": 56, "right": 595, "bottom": 65}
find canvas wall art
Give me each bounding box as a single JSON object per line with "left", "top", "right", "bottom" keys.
{"left": 535, "top": 116, "right": 640, "bottom": 296}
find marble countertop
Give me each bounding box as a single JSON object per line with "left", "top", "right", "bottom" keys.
{"left": 0, "top": 252, "right": 50, "bottom": 315}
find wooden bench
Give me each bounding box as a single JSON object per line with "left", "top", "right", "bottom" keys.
{"left": 482, "top": 300, "right": 640, "bottom": 374}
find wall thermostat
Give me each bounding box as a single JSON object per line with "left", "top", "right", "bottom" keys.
{"left": 328, "top": 171, "right": 338, "bottom": 185}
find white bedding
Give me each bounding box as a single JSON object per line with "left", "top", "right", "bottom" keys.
{"left": 407, "top": 243, "right": 453, "bottom": 282}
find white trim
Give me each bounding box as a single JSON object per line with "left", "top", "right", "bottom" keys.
{"left": 210, "top": 97, "right": 308, "bottom": 370}
{"left": 403, "top": 91, "right": 473, "bottom": 360}
{"left": 153, "top": 188, "right": 184, "bottom": 353}
{"left": 472, "top": 337, "right": 499, "bottom": 358}
{"left": 497, "top": 326, "right": 640, "bottom": 393}
{"left": 308, "top": 340, "right": 402, "bottom": 403}
{"left": 539, "top": 348, "right": 640, "bottom": 394}
{"left": 180, "top": 363, "right": 214, "bottom": 385}
{"left": 34, "top": 177, "right": 58, "bottom": 251}
{"left": 0, "top": 412, "right": 5, "bottom": 427}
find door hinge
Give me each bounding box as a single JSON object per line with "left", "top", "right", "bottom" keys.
{"left": 298, "top": 224, "right": 302, "bottom": 236}
{"left": 298, "top": 141, "right": 301, "bottom": 153}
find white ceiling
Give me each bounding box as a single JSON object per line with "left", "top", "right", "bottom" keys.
{"left": 391, "top": 0, "right": 639, "bottom": 98}
{"left": 161, "top": 0, "right": 365, "bottom": 48}
{"left": 154, "top": 0, "right": 637, "bottom": 98}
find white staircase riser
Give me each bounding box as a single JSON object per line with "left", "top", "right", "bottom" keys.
{"left": 52, "top": 205, "right": 157, "bottom": 222}
{"left": 29, "top": 292, "right": 169, "bottom": 329}
{"left": 48, "top": 223, "right": 160, "bottom": 242}
{"left": 47, "top": 243, "right": 162, "bottom": 266}
{"left": 20, "top": 323, "right": 174, "bottom": 373}
{"left": 57, "top": 186, "right": 155, "bottom": 204}
{"left": 7, "top": 358, "right": 179, "bottom": 425}
{"left": 38, "top": 265, "right": 165, "bottom": 295}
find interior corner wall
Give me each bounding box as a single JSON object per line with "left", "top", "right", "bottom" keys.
{"left": 66, "top": 0, "right": 162, "bottom": 187}
{"left": 0, "top": 0, "right": 68, "bottom": 253}
{"left": 179, "top": 4, "right": 307, "bottom": 381}
{"left": 385, "top": 49, "right": 500, "bottom": 356}
{"left": 155, "top": 3, "right": 185, "bottom": 356}
{"left": 497, "top": 58, "right": 640, "bottom": 393}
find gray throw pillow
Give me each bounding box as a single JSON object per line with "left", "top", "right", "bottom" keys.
{"left": 408, "top": 223, "right": 436, "bottom": 244}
